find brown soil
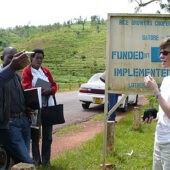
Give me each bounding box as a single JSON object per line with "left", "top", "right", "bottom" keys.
{"left": 50, "top": 96, "right": 148, "bottom": 158}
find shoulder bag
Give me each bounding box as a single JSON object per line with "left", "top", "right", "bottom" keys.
{"left": 41, "top": 95, "right": 65, "bottom": 126}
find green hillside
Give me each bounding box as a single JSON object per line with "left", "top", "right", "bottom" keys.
{"left": 0, "top": 21, "right": 107, "bottom": 84}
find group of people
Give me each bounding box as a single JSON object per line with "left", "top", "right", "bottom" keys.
{"left": 0, "top": 47, "right": 57, "bottom": 167}
{"left": 1, "top": 37, "right": 170, "bottom": 169}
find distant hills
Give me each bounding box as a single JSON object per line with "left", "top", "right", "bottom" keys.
{"left": 0, "top": 20, "right": 107, "bottom": 83}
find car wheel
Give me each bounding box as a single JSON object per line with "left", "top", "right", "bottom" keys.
{"left": 82, "top": 102, "right": 90, "bottom": 109}
{"left": 133, "top": 95, "right": 138, "bottom": 106}
{"left": 122, "top": 97, "right": 128, "bottom": 112}
{"left": 0, "top": 146, "right": 12, "bottom": 170}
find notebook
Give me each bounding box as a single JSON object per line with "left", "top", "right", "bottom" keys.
{"left": 35, "top": 78, "right": 51, "bottom": 89}
{"left": 24, "top": 87, "right": 42, "bottom": 109}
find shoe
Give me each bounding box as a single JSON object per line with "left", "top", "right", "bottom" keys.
{"left": 107, "top": 120, "right": 117, "bottom": 123}
{"left": 33, "top": 160, "right": 41, "bottom": 167}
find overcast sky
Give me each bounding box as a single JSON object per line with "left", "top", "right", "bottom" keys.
{"left": 0, "top": 0, "right": 161, "bottom": 28}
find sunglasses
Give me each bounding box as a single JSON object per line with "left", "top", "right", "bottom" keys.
{"left": 160, "top": 50, "right": 170, "bottom": 55}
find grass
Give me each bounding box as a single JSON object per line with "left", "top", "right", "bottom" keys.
{"left": 57, "top": 83, "right": 81, "bottom": 92}
{"left": 37, "top": 104, "right": 156, "bottom": 170}
{"left": 54, "top": 124, "right": 81, "bottom": 137}
{"left": 92, "top": 111, "right": 104, "bottom": 121}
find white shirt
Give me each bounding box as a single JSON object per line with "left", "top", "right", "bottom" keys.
{"left": 155, "top": 76, "right": 170, "bottom": 144}
{"left": 31, "top": 66, "right": 54, "bottom": 107}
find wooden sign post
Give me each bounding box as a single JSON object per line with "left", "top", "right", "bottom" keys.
{"left": 133, "top": 107, "right": 140, "bottom": 130}
{"left": 107, "top": 121, "right": 116, "bottom": 154}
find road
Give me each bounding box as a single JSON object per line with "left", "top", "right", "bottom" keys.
{"left": 53, "top": 91, "right": 104, "bottom": 133}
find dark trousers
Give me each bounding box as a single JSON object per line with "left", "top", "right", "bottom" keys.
{"left": 31, "top": 124, "right": 52, "bottom": 165}
{"left": 0, "top": 117, "right": 33, "bottom": 164}
{"left": 108, "top": 93, "right": 118, "bottom": 121}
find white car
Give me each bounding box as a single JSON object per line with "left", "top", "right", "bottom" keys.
{"left": 78, "top": 73, "right": 138, "bottom": 111}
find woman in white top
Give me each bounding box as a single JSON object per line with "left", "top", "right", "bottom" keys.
{"left": 22, "top": 49, "right": 57, "bottom": 166}
{"left": 144, "top": 37, "right": 170, "bottom": 170}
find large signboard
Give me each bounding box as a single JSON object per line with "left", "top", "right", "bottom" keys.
{"left": 106, "top": 14, "right": 170, "bottom": 95}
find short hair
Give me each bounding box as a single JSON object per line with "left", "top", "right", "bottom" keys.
{"left": 160, "top": 37, "right": 170, "bottom": 50}
{"left": 2, "top": 47, "right": 17, "bottom": 56}
{"left": 30, "top": 48, "right": 44, "bottom": 58}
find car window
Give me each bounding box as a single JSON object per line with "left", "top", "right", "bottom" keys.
{"left": 88, "top": 73, "right": 102, "bottom": 83}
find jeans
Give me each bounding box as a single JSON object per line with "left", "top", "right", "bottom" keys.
{"left": 0, "top": 117, "right": 33, "bottom": 164}
{"left": 31, "top": 124, "right": 52, "bottom": 165}
{"left": 153, "top": 141, "right": 170, "bottom": 170}
{"left": 108, "top": 93, "right": 118, "bottom": 121}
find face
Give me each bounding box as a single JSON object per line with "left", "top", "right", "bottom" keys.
{"left": 160, "top": 46, "right": 170, "bottom": 69}
{"left": 1, "top": 48, "right": 18, "bottom": 67}
{"left": 31, "top": 53, "right": 44, "bottom": 69}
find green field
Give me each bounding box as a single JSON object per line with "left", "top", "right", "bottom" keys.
{"left": 0, "top": 20, "right": 107, "bottom": 84}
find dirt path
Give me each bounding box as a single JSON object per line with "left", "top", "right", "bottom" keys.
{"left": 50, "top": 96, "right": 148, "bottom": 158}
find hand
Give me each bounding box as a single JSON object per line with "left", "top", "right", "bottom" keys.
{"left": 42, "top": 88, "right": 52, "bottom": 96}
{"left": 144, "top": 75, "right": 159, "bottom": 95}
{"left": 9, "top": 51, "right": 29, "bottom": 72}
{"left": 143, "top": 116, "right": 154, "bottom": 124}
{"left": 25, "top": 107, "right": 34, "bottom": 113}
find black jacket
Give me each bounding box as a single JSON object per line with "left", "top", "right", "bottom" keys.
{"left": 0, "top": 82, "right": 10, "bottom": 129}
{"left": 0, "top": 71, "right": 24, "bottom": 129}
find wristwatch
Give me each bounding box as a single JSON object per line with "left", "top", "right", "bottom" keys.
{"left": 155, "top": 93, "right": 161, "bottom": 99}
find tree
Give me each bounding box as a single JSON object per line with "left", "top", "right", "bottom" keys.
{"left": 81, "top": 18, "right": 87, "bottom": 30}
{"left": 129, "top": 0, "right": 170, "bottom": 13}
{"left": 67, "top": 20, "right": 71, "bottom": 28}
{"left": 91, "top": 15, "right": 101, "bottom": 25}
{"left": 96, "top": 25, "right": 100, "bottom": 33}
{"left": 90, "top": 15, "right": 102, "bottom": 33}
{"left": 74, "top": 16, "right": 87, "bottom": 30}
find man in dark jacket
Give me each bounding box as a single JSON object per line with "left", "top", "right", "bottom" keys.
{"left": 0, "top": 47, "right": 33, "bottom": 164}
